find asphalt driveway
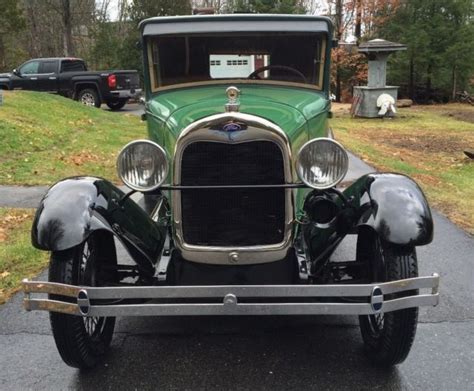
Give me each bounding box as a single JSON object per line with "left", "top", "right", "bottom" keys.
{"left": 0, "top": 155, "right": 473, "bottom": 390}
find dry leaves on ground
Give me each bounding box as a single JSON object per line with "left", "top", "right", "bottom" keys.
{"left": 62, "top": 150, "right": 103, "bottom": 166}
{"left": 0, "top": 211, "right": 32, "bottom": 243}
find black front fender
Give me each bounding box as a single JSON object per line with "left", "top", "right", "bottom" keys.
{"left": 302, "top": 173, "right": 433, "bottom": 264}
{"left": 32, "top": 177, "right": 165, "bottom": 275}
{"left": 344, "top": 173, "right": 433, "bottom": 246}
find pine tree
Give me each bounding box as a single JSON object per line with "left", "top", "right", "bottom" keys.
{"left": 377, "top": 0, "right": 474, "bottom": 100}
{"left": 0, "top": 0, "right": 25, "bottom": 71}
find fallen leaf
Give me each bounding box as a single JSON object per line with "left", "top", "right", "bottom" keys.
{"left": 0, "top": 228, "right": 7, "bottom": 242}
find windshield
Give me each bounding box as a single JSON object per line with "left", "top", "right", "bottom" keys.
{"left": 147, "top": 32, "right": 326, "bottom": 91}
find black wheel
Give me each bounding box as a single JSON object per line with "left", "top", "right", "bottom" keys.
{"left": 106, "top": 99, "right": 128, "bottom": 111}
{"left": 49, "top": 231, "right": 117, "bottom": 369}
{"left": 77, "top": 88, "right": 101, "bottom": 108}
{"left": 357, "top": 228, "right": 419, "bottom": 366}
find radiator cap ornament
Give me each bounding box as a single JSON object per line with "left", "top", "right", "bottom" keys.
{"left": 225, "top": 86, "right": 240, "bottom": 112}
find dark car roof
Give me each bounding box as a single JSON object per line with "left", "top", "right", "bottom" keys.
{"left": 139, "top": 14, "right": 333, "bottom": 36}
{"left": 26, "top": 57, "right": 84, "bottom": 62}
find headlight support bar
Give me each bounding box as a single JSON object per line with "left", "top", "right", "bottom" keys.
{"left": 149, "top": 183, "right": 307, "bottom": 191}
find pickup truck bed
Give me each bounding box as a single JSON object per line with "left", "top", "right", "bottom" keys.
{"left": 0, "top": 57, "right": 141, "bottom": 110}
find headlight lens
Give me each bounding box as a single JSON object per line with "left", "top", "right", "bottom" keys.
{"left": 117, "top": 140, "right": 168, "bottom": 191}
{"left": 296, "top": 138, "right": 348, "bottom": 189}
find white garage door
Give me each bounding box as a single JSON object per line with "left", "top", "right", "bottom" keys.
{"left": 210, "top": 55, "right": 254, "bottom": 78}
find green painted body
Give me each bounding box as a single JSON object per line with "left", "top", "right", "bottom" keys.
{"left": 145, "top": 83, "right": 331, "bottom": 211}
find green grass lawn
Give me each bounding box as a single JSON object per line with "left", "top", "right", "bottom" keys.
{"left": 331, "top": 103, "right": 474, "bottom": 234}
{"left": 0, "top": 90, "right": 146, "bottom": 185}
{"left": 0, "top": 208, "right": 48, "bottom": 304}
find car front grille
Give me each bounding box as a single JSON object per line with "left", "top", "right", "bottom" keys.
{"left": 180, "top": 141, "right": 286, "bottom": 247}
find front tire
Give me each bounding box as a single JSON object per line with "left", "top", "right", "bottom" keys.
{"left": 357, "top": 229, "right": 419, "bottom": 366}
{"left": 49, "top": 231, "right": 117, "bottom": 368}
{"left": 77, "top": 88, "right": 101, "bottom": 108}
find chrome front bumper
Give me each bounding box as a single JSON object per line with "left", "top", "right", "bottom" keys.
{"left": 22, "top": 275, "right": 439, "bottom": 317}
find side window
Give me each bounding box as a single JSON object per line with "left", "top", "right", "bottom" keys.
{"left": 61, "top": 60, "right": 86, "bottom": 72}
{"left": 39, "top": 61, "right": 57, "bottom": 74}
{"left": 19, "top": 61, "right": 40, "bottom": 75}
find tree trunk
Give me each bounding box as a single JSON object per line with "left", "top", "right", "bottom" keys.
{"left": 62, "top": 0, "right": 74, "bottom": 56}
{"left": 0, "top": 37, "right": 5, "bottom": 71}
{"left": 409, "top": 57, "right": 414, "bottom": 100}
{"left": 451, "top": 65, "right": 457, "bottom": 101}
{"left": 426, "top": 63, "right": 432, "bottom": 99}
{"left": 355, "top": 0, "right": 362, "bottom": 43}
{"left": 335, "top": 0, "right": 343, "bottom": 102}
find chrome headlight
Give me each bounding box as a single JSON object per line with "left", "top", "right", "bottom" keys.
{"left": 296, "top": 138, "right": 348, "bottom": 189}
{"left": 117, "top": 140, "right": 168, "bottom": 191}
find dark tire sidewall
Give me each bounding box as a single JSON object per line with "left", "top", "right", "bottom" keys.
{"left": 358, "top": 231, "right": 419, "bottom": 366}
{"left": 106, "top": 99, "right": 127, "bottom": 110}
{"left": 49, "top": 233, "right": 116, "bottom": 368}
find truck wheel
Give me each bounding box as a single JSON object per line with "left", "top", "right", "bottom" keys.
{"left": 77, "top": 88, "right": 101, "bottom": 108}
{"left": 106, "top": 99, "right": 128, "bottom": 111}
{"left": 49, "top": 231, "right": 117, "bottom": 369}
{"left": 357, "top": 230, "right": 418, "bottom": 366}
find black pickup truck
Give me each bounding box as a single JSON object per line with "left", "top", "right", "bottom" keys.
{"left": 0, "top": 57, "right": 141, "bottom": 110}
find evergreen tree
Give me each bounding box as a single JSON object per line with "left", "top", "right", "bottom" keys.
{"left": 377, "top": 0, "right": 474, "bottom": 100}
{"left": 231, "top": 0, "right": 306, "bottom": 14}
{"left": 0, "top": 0, "right": 25, "bottom": 71}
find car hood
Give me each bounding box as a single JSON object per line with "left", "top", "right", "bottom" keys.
{"left": 0, "top": 72, "right": 11, "bottom": 78}
{"left": 147, "top": 84, "right": 328, "bottom": 138}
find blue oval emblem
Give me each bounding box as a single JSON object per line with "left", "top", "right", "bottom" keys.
{"left": 222, "top": 123, "right": 242, "bottom": 132}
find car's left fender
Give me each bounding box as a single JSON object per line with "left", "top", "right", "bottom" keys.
{"left": 32, "top": 177, "right": 165, "bottom": 276}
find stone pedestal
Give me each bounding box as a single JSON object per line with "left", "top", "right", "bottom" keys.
{"left": 352, "top": 39, "right": 406, "bottom": 118}
{"left": 352, "top": 86, "right": 399, "bottom": 118}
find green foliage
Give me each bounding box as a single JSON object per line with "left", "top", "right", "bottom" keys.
{"left": 0, "top": 0, "right": 25, "bottom": 33}
{"left": 377, "top": 0, "right": 474, "bottom": 99}
{"left": 127, "top": 0, "right": 192, "bottom": 21}
{"left": 89, "top": 0, "right": 192, "bottom": 76}
{"left": 88, "top": 21, "right": 124, "bottom": 69}
{"left": 0, "top": 0, "right": 25, "bottom": 71}
{"left": 231, "top": 0, "right": 306, "bottom": 14}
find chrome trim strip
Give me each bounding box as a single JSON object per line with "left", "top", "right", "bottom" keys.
{"left": 23, "top": 275, "right": 439, "bottom": 300}
{"left": 24, "top": 299, "right": 81, "bottom": 315}
{"left": 22, "top": 275, "right": 440, "bottom": 316}
{"left": 172, "top": 112, "right": 294, "bottom": 265}
{"left": 88, "top": 294, "right": 439, "bottom": 316}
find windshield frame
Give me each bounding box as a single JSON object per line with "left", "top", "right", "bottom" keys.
{"left": 144, "top": 33, "right": 328, "bottom": 94}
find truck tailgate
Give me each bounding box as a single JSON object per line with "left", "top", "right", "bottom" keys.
{"left": 114, "top": 72, "right": 140, "bottom": 90}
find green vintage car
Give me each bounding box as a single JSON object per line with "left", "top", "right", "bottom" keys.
{"left": 24, "top": 15, "right": 439, "bottom": 369}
